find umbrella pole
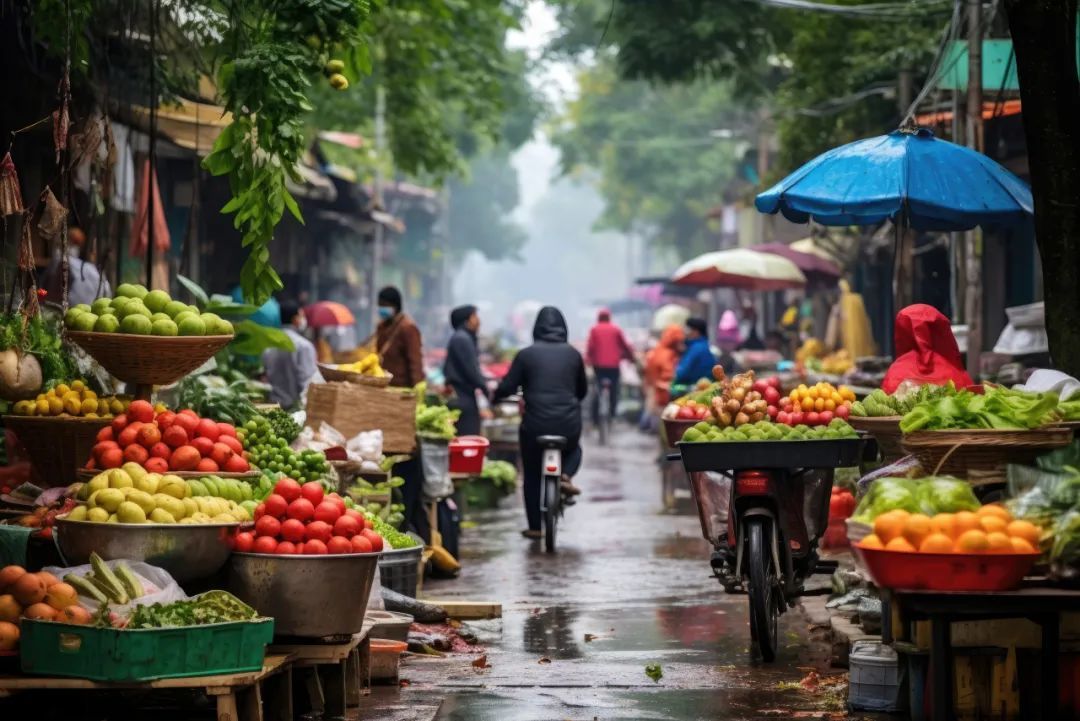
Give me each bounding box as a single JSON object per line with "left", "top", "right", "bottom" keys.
{"left": 892, "top": 212, "right": 913, "bottom": 318}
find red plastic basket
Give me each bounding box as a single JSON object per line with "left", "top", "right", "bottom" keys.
{"left": 855, "top": 546, "right": 1039, "bottom": 592}
{"left": 449, "top": 435, "right": 490, "bottom": 475}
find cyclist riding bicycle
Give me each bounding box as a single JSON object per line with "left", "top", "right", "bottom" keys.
{"left": 493, "top": 306, "right": 588, "bottom": 540}
{"left": 585, "top": 309, "right": 635, "bottom": 428}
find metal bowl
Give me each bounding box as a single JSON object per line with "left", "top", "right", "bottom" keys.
{"left": 226, "top": 552, "right": 382, "bottom": 638}
{"left": 55, "top": 518, "right": 238, "bottom": 582}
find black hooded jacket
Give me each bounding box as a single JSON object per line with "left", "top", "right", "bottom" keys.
{"left": 443, "top": 305, "right": 486, "bottom": 397}
{"left": 494, "top": 306, "right": 588, "bottom": 437}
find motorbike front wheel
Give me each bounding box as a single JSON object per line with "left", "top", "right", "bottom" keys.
{"left": 746, "top": 517, "right": 779, "bottom": 662}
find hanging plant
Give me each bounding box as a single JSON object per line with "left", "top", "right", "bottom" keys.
{"left": 203, "top": 0, "right": 373, "bottom": 305}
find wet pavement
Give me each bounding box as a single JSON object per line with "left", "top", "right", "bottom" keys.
{"left": 362, "top": 429, "right": 866, "bottom": 721}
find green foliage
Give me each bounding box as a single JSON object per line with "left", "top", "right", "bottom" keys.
{"left": 551, "top": 60, "right": 739, "bottom": 258}
{"left": 202, "top": 0, "right": 373, "bottom": 305}
{"left": 447, "top": 149, "right": 527, "bottom": 262}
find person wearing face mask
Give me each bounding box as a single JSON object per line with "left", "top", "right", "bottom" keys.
{"left": 262, "top": 301, "right": 318, "bottom": 410}
{"left": 374, "top": 286, "right": 424, "bottom": 388}
{"left": 443, "top": 305, "right": 487, "bottom": 436}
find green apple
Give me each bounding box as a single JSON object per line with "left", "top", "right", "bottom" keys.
{"left": 178, "top": 316, "right": 206, "bottom": 336}
{"left": 144, "top": 289, "right": 171, "bottom": 313}
{"left": 94, "top": 314, "right": 120, "bottom": 333}
{"left": 120, "top": 314, "right": 153, "bottom": 335}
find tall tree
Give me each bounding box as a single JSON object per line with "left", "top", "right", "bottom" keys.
{"left": 1004, "top": 0, "right": 1080, "bottom": 376}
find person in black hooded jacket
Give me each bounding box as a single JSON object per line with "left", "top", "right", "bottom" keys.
{"left": 443, "top": 304, "right": 487, "bottom": 436}
{"left": 494, "top": 306, "right": 588, "bottom": 538}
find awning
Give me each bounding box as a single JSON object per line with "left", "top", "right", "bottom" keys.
{"left": 125, "top": 98, "right": 232, "bottom": 156}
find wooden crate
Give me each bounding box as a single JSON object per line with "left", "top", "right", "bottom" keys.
{"left": 306, "top": 382, "right": 418, "bottom": 454}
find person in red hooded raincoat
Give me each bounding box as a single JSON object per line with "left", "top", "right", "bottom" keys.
{"left": 881, "top": 304, "right": 974, "bottom": 394}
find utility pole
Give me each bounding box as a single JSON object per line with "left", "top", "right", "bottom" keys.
{"left": 964, "top": 0, "right": 983, "bottom": 379}
{"left": 370, "top": 83, "right": 386, "bottom": 332}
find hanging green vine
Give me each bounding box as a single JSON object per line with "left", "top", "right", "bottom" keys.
{"left": 204, "top": 0, "right": 372, "bottom": 305}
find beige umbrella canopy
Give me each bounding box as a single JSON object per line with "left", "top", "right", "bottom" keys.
{"left": 671, "top": 248, "right": 807, "bottom": 291}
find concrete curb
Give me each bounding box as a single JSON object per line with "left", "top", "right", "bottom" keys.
{"left": 799, "top": 595, "right": 881, "bottom": 668}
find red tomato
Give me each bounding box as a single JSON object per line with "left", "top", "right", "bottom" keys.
{"left": 274, "top": 478, "right": 302, "bottom": 503}
{"left": 819, "top": 410, "right": 834, "bottom": 425}
{"left": 313, "top": 501, "right": 341, "bottom": 525}
{"left": 253, "top": 503, "right": 266, "bottom": 520}
{"left": 333, "top": 515, "right": 361, "bottom": 539}
{"left": 96, "top": 426, "right": 114, "bottom": 443}
{"left": 327, "top": 537, "right": 353, "bottom": 555}
{"left": 264, "top": 494, "right": 288, "bottom": 518}
{"left": 776, "top": 411, "right": 790, "bottom": 425}
{"left": 305, "top": 520, "right": 332, "bottom": 543}
{"left": 360, "top": 528, "right": 383, "bottom": 552}
{"left": 300, "top": 482, "right": 325, "bottom": 507}
{"left": 790, "top": 411, "right": 804, "bottom": 425}
{"left": 766, "top": 405, "right": 778, "bottom": 419}
{"left": 127, "top": 400, "right": 155, "bottom": 424}
{"left": 253, "top": 536, "right": 279, "bottom": 554}
{"left": 350, "top": 535, "right": 373, "bottom": 553}
{"left": 254, "top": 515, "right": 281, "bottom": 538}
{"left": 294, "top": 542, "right": 306, "bottom": 554}
{"left": 303, "top": 539, "right": 328, "bottom": 555}
{"left": 767, "top": 376, "right": 781, "bottom": 389}
{"left": 216, "top": 422, "right": 237, "bottom": 438}
{"left": 234, "top": 532, "right": 255, "bottom": 553}
{"left": 178, "top": 409, "right": 199, "bottom": 419}
{"left": 676, "top": 405, "right": 696, "bottom": 420}
{"left": 363, "top": 517, "right": 374, "bottom": 530}
{"left": 195, "top": 418, "right": 220, "bottom": 441}
{"left": 326, "top": 494, "right": 347, "bottom": 514}
{"left": 805, "top": 412, "right": 821, "bottom": 426}
{"left": 287, "top": 498, "right": 315, "bottom": 522}
{"left": 191, "top": 437, "right": 214, "bottom": 458}
{"left": 764, "top": 386, "right": 781, "bottom": 405}
{"left": 835, "top": 404, "right": 851, "bottom": 420}
{"left": 280, "top": 518, "right": 306, "bottom": 543}
{"left": 275, "top": 541, "right": 297, "bottom": 555}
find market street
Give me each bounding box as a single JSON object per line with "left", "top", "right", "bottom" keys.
{"left": 362, "top": 430, "right": 853, "bottom": 721}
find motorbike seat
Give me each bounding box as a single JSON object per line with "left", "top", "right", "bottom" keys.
{"left": 537, "top": 435, "right": 567, "bottom": 450}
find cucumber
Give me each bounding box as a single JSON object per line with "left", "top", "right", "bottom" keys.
{"left": 115, "top": 562, "right": 144, "bottom": 599}
{"left": 65, "top": 573, "right": 108, "bottom": 604}
{"left": 90, "top": 552, "right": 130, "bottom": 604}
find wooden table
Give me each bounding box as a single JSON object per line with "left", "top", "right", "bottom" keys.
{"left": 0, "top": 653, "right": 293, "bottom": 721}
{"left": 888, "top": 586, "right": 1080, "bottom": 721}
{"left": 268, "top": 618, "right": 374, "bottom": 717}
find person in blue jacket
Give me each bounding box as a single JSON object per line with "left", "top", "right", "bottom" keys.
{"left": 674, "top": 317, "right": 718, "bottom": 386}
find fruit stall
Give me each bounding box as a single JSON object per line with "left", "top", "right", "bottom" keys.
{"left": 0, "top": 287, "right": 425, "bottom": 718}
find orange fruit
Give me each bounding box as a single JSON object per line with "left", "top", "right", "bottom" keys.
{"left": 919, "top": 533, "right": 955, "bottom": 553}
{"left": 858, "top": 534, "right": 884, "bottom": 550}
{"left": 885, "top": 537, "right": 916, "bottom": 552}
{"left": 874, "top": 511, "right": 908, "bottom": 543}
{"left": 954, "top": 511, "right": 981, "bottom": 535}
{"left": 824, "top": 399, "right": 836, "bottom": 411}
{"left": 801, "top": 397, "right": 814, "bottom": 411}
{"left": 814, "top": 398, "right": 825, "bottom": 412}
{"left": 0, "top": 594, "right": 20, "bottom": 623}
{"left": 986, "top": 532, "right": 1013, "bottom": 553}
{"left": 1010, "top": 537, "right": 1036, "bottom": 554}
{"left": 977, "top": 504, "right": 1012, "bottom": 522}
{"left": 1006, "top": 520, "right": 1040, "bottom": 546}
{"left": 979, "top": 516, "right": 1008, "bottom": 535}
{"left": 955, "top": 529, "right": 990, "bottom": 553}
{"left": 930, "top": 513, "right": 957, "bottom": 539}
{"left": 807, "top": 387, "right": 819, "bottom": 400}
{"left": 902, "top": 513, "right": 933, "bottom": 548}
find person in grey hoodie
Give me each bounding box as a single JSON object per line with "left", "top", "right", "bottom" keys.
{"left": 494, "top": 306, "right": 588, "bottom": 538}
{"left": 443, "top": 304, "right": 487, "bottom": 436}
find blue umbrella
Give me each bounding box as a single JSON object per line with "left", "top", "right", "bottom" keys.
{"left": 755, "top": 127, "right": 1032, "bottom": 231}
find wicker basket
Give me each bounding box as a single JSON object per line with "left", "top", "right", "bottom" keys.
{"left": 3, "top": 415, "right": 110, "bottom": 487}
{"left": 76, "top": 468, "right": 261, "bottom": 482}
{"left": 318, "top": 363, "right": 393, "bottom": 388}
{"left": 307, "top": 382, "right": 418, "bottom": 455}
{"left": 66, "top": 331, "right": 233, "bottom": 386}
{"left": 848, "top": 416, "right": 905, "bottom": 460}
{"left": 901, "top": 427, "right": 1073, "bottom": 486}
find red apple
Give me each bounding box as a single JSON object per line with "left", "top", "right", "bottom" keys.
{"left": 280, "top": 518, "right": 306, "bottom": 543}
{"left": 234, "top": 532, "right": 255, "bottom": 553}
{"left": 263, "top": 494, "right": 288, "bottom": 518}
{"left": 274, "top": 478, "right": 302, "bottom": 503}
{"left": 305, "top": 520, "right": 332, "bottom": 543}
{"left": 313, "top": 501, "right": 341, "bottom": 526}
{"left": 287, "top": 498, "right": 315, "bottom": 522}
{"left": 333, "top": 515, "right": 361, "bottom": 539}
{"left": 806, "top": 412, "right": 821, "bottom": 426}
{"left": 350, "top": 535, "right": 373, "bottom": 553}
{"left": 303, "top": 539, "right": 328, "bottom": 555}
{"left": 254, "top": 515, "right": 281, "bottom": 538}
{"left": 275, "top": 541, "right": 297, "bottom": 555}
{"left": 327, "top": 537, "right": 353, "bottom": 555}
{"left": 300, "top": 482, "right": 325, "bottom": 507}
{"left": 253, "top": 536, "right": 278, "bottom": 554}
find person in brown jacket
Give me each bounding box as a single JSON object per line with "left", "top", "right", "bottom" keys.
{"left": 375, "top": 286, "right": 424, "bottom": 388}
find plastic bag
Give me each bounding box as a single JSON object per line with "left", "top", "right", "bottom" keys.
{"left": 913, "top": 476, "right": 980, "bottom": 516}
{"left": 855, "top": 455, "right": 922, "bottom": 497}
{"left": 688, "top": 471, "right": 730, "bottom": 545}
{"left": 852, "top": 477, "right": 921, "bottom": 522}
{"left": 347, "top": 429, "right": 383, "bottom": 462}
{"left": 419, "top": 438, "right": 452, "bottom": 500}
{"left": 43, "top": 559, "right": 187, "bottom": 615}
{"left": 1050, "top": 509, "right": 1080, "bottom": 580}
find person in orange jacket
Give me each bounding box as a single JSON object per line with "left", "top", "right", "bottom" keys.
{"left": 644, "top": 324, "right": 685, "bottom": 410}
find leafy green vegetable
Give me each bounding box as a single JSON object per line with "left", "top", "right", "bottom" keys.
{"left": 912, "top": 477, "right": 980, "bottom": 516}
{"left": 852, "top": 477, "right": 921, "bottom": 521}
{"left": 126, "top": 591, "right": 259, "bottom": 629}
{"left": 900, "top": 384, "right": 1059, "bottom": 432}
{"left": 645, "top": 663, "right": 663, "bottom": 683}
{"left": 415, "top": 386, "right": 460, "bottom": 440}
{"left": 480, "top": 460, "right": 518, "bottom": 492}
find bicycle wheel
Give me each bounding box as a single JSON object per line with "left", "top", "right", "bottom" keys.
{"left": 544, "top": 475, "right": 559, "bottom": 553}
{"left": 745, "top": 517, "right": 779, "bottom": 662}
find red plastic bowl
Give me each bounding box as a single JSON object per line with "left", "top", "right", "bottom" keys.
{"left": 449, "top": 435, "right": 490, "bottom": 475}
{"left": 855, "top": 546, "right": 1039, "bottom": 592}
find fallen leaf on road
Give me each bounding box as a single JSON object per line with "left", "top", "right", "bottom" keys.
{"left": 645, "top": 663, "right": 663, "bottom": 683}
{"left": 399, "top": 679, "right": 411, "bottom": 688}
{"left": 471, "top": 655, "right": 491, "bottom": 670}
{"left": 584, "top": 633, "right": 598, "bottom": 642}
{"left": 537, "top": 656, "right": 551, "bottom": 664}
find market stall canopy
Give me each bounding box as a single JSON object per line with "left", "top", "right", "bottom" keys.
{"left": 126, "top": 98, "right": 232, "bottom": 156}
{"left": 304, "top": 301, "right": 356, "bottom": 328}
{"left": 754, "top": 241, "right": 841, "bottom": 282}
{"left": 671, "top": 248, "right": 807, "bottom": 291}
{"left": 652, "top": 303, "right": 691, "bottom": 332}
{"left": 754, "top": 127, "right": 1033, "bottom": 231}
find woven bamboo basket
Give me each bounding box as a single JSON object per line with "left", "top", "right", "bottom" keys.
{"left": 901, "top": 427, "right": 1073, "bottom": 486}
{"left": 66, "top": 331, "right": 233, "bottom": 386}
{"left": 307, "top": 382, "right": 419, "bottom": 454}
{"left": 3, "top": 415, "right": 110, "bottom": 487}
{"left": 76, "top": 468, "right": 261, "bottom": 482}
{"left": 318, "top": 363, "right": 393, "bottom": 388}
{"left": 848, "top": 416, "right": 904, "bottom": 460}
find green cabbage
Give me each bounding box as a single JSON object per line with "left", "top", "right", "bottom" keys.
{"left": 913, "top": 476, "right": 981, "bottom": 515}
{"left": 852, "top": 477, "right": 921, "bottom": 521}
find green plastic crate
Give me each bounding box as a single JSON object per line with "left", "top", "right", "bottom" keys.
{"left": 19, "top": 617, "right": 274, "bottom": 682}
